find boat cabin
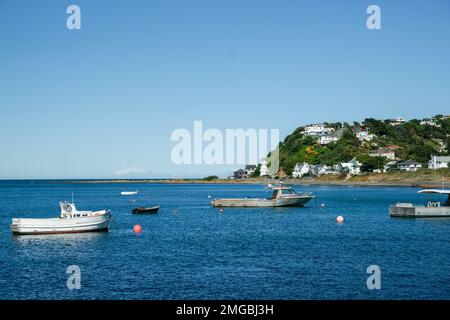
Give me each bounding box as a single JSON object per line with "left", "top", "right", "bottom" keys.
{"left": 417, "top": 189, "right": 450, "bottom": 207}
{"left": 270, "top": 186, "right": 297, "bottom": 199}
{"left": 59, "top": 201, "right": 90, "bottom": 218}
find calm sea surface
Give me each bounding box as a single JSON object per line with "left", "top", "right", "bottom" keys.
{"left": 0, "top": 181, "right": 449, "bottom": 299}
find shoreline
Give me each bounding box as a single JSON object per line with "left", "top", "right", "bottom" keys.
{"left": 45, "top": 177, "right": 450, "bottom": 188}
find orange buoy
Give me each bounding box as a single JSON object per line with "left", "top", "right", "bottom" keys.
{"left": 336, "top": 216, "right": 344, "bottom": 223}
{"left": 133, "top": 224, "right": 142, "bottom": 233}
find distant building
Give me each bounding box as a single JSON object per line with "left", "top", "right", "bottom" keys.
{"left": 233, "top": 165, "right": 257, "bottom": 179}
{"left": 389, "top": 117, "right": 406, "bottom": 126}
{"left": 385, "top": 145, "right": 402, "bottom": 151}
{"left": 303, "top": 124, "right": 335, "bottom": 136}
{"left": 369, "top": 147, "right": 396, "bottom": 160}
{"left": 292, "top": 162, "right": 332, "bottom": 177}
{"left": 428, "top": 156, "right": 450, "bottom": 169}
{"left": 292, "top": 162, "right": 310, "bottom": 178}
{"left": 318, "top": 135, "right": 339, "bottom": 145}
{"left": 245, "top": 165, "right": 257, "bottom": 176}
{"left": 327, "top": 165, "right": 343, "bottom": 175}
{"left": 420, "top": 118, "right": 440, "bottom": 127}
{"left": 259, "top": 159, "right": 269, "bottom": 177}
{"left": 310, "top": 164, "right": 328, "bottom": 176}
{"left": 233, "top": 169, "right": 247, "bottom": 179}
{"left": 395, "top": 160, "right": 423, "bottom": 172}
{"left": 356, "top": 130, "right": 375, "bottom": 142}
{"left": 338, "top": 158, "right": 362, "bottom": 175}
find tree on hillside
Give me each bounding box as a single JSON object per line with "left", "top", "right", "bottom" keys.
{"left": 357, "top": 154, "right": 386, "bottom": 172}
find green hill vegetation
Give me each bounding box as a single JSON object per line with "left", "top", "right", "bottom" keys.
{"left": 279, "top": 115, "right": 450, "bottom": 175}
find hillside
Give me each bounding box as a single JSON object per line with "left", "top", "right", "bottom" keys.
{"left": 279, "top": 115, "right": 450, "bottom": 176}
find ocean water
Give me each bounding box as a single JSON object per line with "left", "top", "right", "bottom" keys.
{"left": 0, "top": 181, "right": 449, "bottom": 300}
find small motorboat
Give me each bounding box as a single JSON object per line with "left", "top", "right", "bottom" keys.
{"left": 211, "top": 185, "right": 314, "bottom": 207}
{"left": 132, "top": 205, "right": 160, "bottom": 214}
{"left": 121, "top": 191, "right": 138, "bottom": 196}
{"left": 10, "top": 201, "right": 111, "bottom": 235}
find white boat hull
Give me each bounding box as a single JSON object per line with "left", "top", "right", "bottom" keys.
{"left": 121, "top": 191, "right": 138, "bottom": 196}
{"left": 211, "top": 195, "right": 314, "bottom": 207}
{"left": 10, "top": 212, "right": 111, "bottom": 235}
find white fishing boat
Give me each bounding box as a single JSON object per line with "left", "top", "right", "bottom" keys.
{"left": 211, "top": 185, "right": 314, "bottom": 207}
{"left": 121, "top": 191, "right": 138, "bottom": 196}
{"left": 10, "top": 201, "right": 111, "bottom": 235}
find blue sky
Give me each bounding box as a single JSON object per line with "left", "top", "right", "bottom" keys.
{"left": 0, "top": 0, "right": 449, "bottom": 179}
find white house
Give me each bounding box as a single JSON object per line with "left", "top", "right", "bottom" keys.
{"left": 303, "top": 124, "right": 335, "bottom": 136}
{"left": 310, "top": 164, "right": 328, "bottom": 176}
{"left": 259, "top": 159, "right": 269, "bottom": 176}
{"left": 428, "top": 156, "right": 450, "bottom": 169}
{"left": 318, "top": 135, "right": 339, "bottom": 145}
{"left": 395, "top": 160, "right": 423, "bottom": 172}
{"left": 420, "top": 118, "right": 440, "bottom": 127}
{"left": 356, "top": 131, "right": 375, "bottom": 142}
{"left": 389, "top": 117, "right": 406, "bottom": 126}
{"left": 339, "top": 158, "right": 362, "bottom": 175}
{"left": 292, "top": 162, "right": 310, "bottom": 178}
{"left": 245, "top": 165, "right": 257, "bottom": 176}
{"left": 369, "top": 148, "right": 396, "bottom": 160}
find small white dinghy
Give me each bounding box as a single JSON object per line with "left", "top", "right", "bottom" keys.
{"left": 121, "top": 191, "right": 138, "bottom": 196}
{"left": 10, "top": 201, "right": 111, "bottom": 235}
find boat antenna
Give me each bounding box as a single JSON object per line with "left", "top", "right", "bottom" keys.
{"left": 72, "top": 192, "right": 74, "bottom": 203}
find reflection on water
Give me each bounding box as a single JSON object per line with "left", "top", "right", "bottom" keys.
{"left": 12, "top": 231, "right": 109, "bottom": 245}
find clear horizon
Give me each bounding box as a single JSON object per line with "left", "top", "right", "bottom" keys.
{"left": 1, "top": 0, "right": 450, "bottom": 179}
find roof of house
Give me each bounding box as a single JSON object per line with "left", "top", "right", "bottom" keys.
{"left": 396, "top": 160, "right": 422, "bottom": 166}
{"left": 295, "top": 162, "right": 309, "bottom": 167}
{"left": 370, "top": 148, "right": 395, "bottom": 154}
{"left": 430, "top": 156, "right": 450, "bottom": 161}
{"left": 245, "top": 165, "right": 257, "bottom": 170}
{"left": 385, "top": 145, "right": 402, "bottom": 150}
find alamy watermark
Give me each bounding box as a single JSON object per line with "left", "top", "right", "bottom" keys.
{"left": 367, "top": 5, "right": 381, "bottom": 30}
{"left": 66, "top": 5, "right": 81, "bottom": 30}
{"left": 366, "top": 265, "right": 381, "bottom": 290}
{"left": 66, "top": 265, "right": 81, "bottom": 290}
{"left": 170, "top": 121, "right": 280, "bottom": 176}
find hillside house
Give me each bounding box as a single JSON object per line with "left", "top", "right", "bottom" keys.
{"left": 395, "top": 160, "right": 423, "bottom": 172}
{"left": 428, "top": 156, "right": 450, "bottom": 169}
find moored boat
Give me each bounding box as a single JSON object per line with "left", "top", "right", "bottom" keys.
{"left": 132, "top": 205, "right": 160, "bottom": 214}
{"left": 121, "top": 191, "right": 138, "bottom": 195}
{"left": 10, "top": 202, "right": 111, "bottom": 235}
{"left": 389, "top": 189, "right": 450, "bottom": 218}
{"left": 211, "top": 185, "right": 314, "bottom": 207}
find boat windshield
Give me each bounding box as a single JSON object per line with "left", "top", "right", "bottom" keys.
{"left": 271, "top": 188, "right": 295, "bottom": 199}
{"left": 281, "top": 189, "right": 296, "bottom": 195}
